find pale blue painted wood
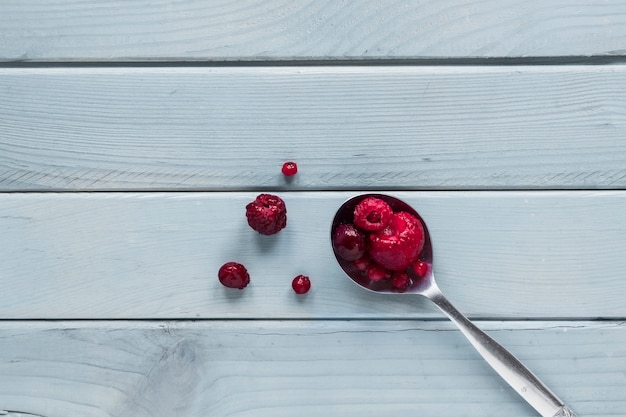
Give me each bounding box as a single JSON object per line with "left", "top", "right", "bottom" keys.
{"left": 1, "top": 66, "right": 626, "bottom": 191}
{"left": 2, "top": 2, "right": 624, "bottom": 414}
{"left": 0, "top": 320, "right": 622, "bottom": 417}
{"left": 1, "top": 191, "right": 624, "bottom": 319}
{"left": 1, "top": 0, "right": 625, "bottom": 61}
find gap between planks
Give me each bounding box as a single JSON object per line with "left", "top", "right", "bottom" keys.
{"left": 2, "top": 56, "right": 626, "bottom": 67}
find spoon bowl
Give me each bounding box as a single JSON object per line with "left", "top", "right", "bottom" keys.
{"left": 331, "top": 194, "right": 577, "bottom": 417}
{"left": 331, "top": 193, "right": 434, "bottom": 294}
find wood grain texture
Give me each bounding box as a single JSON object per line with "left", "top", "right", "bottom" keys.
{"left": 3, "top": 2, "right": 624, "bottom": 415}
{"left": 1, "top": 191, "right": 625, "bottom": 319}
{"left": 1, "top": 0, "right": 626, "bottom": 61}
{"left": 1, "top": 66, "right": 626, "bottom": 191}
{"left": 0, "top": 320, "right": 623, "bottom": 417}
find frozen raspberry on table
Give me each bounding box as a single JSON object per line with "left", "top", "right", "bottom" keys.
{"left": 353, "top": 197, "right": 393, "bottom": 231}
{"left": 332, "top": 223, "right": 367, "bottom": 261}
{"left": 369, "top": 211, "right": 425, "bottom": 271}
{"left": 292, "top": 275, "right": 311, "bottom": 294}
{"left": 281, "top": 161, "right": 298, "bottom": 176}
{"left": 218, "top": 262, "right": 250, "bottom": 289}
{"left": 245, "top": 193, "right": 287, "bottom": 235}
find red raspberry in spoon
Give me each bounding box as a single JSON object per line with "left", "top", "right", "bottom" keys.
{"left": 391, "top": 271, "right": 411, "bottom": 292}
{"left": 369, "top": 211, "right": 425, "bottom": 271}
{"left": 353, "top": 196, "right": 393, "bottom": 231}
{"left": 352, "top": 254, "right": 371, "bottom": 272}
{"left": 367, "top": 262, "right": 391, "bottom": 281}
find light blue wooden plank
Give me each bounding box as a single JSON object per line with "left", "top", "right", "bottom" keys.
{"left": 1, "top": 66, "right": 626, "bottom": 191}
{"left": 1, "top": 191, "right": 625, "bottom": 319}
{"left": 0, "top": 320, "right": 622, "bottom": 417}
{"left": 1, "top": 0, "right": 625, "bottom": 61}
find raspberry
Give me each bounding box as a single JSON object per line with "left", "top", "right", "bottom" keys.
{"left": 391, "top": 271, "right": 410, "bottom": 292}
{"left": 352, "top": 254, "right": 371, "bottom": 271}
{"left": 245, "top": 193, "right": 287, "bottom": 235}
{"left": 281, "top": 161, "right": 298, "bottom": 176}
{"left": 353, "top": 197, "right": 393, "bottom": 231}
{"left": 292, "top": 275, "right": 311, "bottom": 294}
{"left": 218, "top": 262, "right": 250, "bottom": 289}
{"left": 412, "top": 260, "right": 429, "bottom": 277}
{"left": 332, "top": 223, "right": 367, "bottom": 261}
{"left": 367, "top": 262, "right": 390, "bottom": 281}
{"left": 369, "top": 211, "right": 425, "bottom": 271}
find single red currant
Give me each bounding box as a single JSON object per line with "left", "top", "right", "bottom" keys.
{"left": 412, "top": 260, "right": 429, "bottom": 277}
{"left": 281, "top": 161, "right": 298, "bottom": 176}
{"left": 291, "top": 275, "right": 311, "bottom": 294}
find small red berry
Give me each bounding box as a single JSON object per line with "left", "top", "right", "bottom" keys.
{"left": 292, "top": 275, "right": 311, "bottom": 294}
{"left": 218, "top": 262, "right": 250, "bottom": 289}
{"left": 412, "top": 260, "right": 429, "bottom": 277}
{"left": 245, "top": 193, "right": 287, "bottom": 235}
{"left": 392, "top": 271, "right": 411, "bottom": 292}
{"left": 281, "top": 161, "right": 298, "bottom": 176}
{"left": 366, "top": 262, "right": 390, "bottom": 281}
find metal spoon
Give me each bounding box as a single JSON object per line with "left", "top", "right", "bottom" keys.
{"left": 331, "top": 194, "right": 578, "bottom": 417}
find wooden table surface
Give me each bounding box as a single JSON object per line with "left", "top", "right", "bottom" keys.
{"left": 1, "top": 2, "right": 625, "bottom": 416}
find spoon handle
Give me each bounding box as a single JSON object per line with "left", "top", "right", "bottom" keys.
{"left": 426, "top": 287, "right": 578, "bottom": 417}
